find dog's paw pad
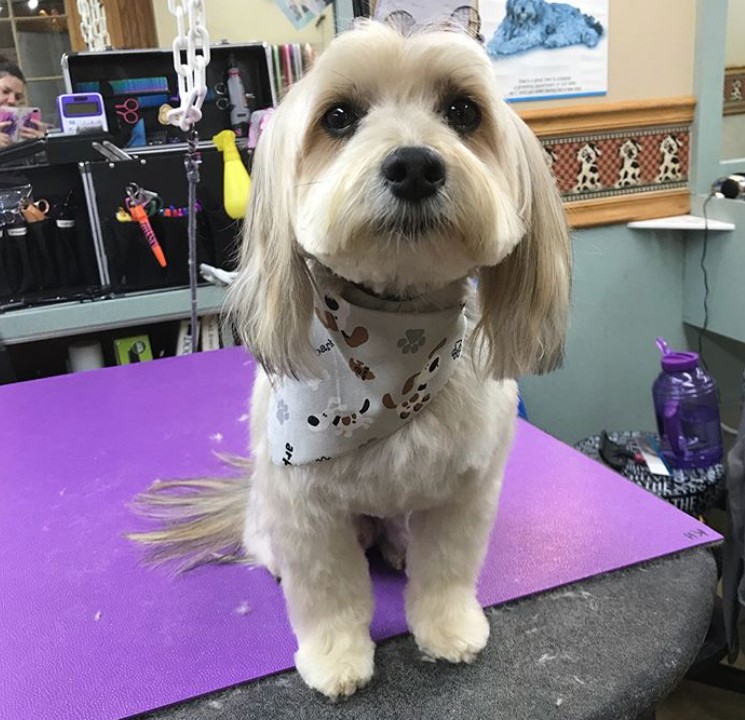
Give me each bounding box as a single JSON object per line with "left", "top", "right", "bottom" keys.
{"left": 295, "top": 631, "right": 375, "bottom": 699}
{"left": 411, "top": 599, "right": 489, "bottom": 664}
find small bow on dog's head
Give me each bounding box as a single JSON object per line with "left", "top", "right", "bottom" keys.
{"left": 228, "top": 20, "right": 571, "bottom": 381}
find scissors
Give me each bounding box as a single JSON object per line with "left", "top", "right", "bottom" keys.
{"left": 124, "top": 183, "right": 163, "bottom": 216}
{"left": 115, "top": 98, "right": 140, "bottom": 125}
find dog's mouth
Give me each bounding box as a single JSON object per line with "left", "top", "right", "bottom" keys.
{"left": 373, "top": 202, "right": 449, "bottom": 239}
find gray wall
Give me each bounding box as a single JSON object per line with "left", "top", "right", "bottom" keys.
{"left": 520, "top": 225, "right": 689, "bottom": 445}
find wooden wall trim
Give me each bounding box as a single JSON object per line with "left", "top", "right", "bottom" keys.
{"left": 518, "top": 97, "right": 696, "bottom": 139}
{"left": 565, "top": 189, "right": 690, "bottom": 229}
{"left": 514, "top": 96, "right": 696, "bottom": 228}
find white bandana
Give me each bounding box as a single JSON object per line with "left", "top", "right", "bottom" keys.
{"left": 269, "top": 290, "right": 467, "bottom": 465}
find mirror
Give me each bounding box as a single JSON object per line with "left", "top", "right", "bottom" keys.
{"left": 720, "top": 0, "right": 745, "bottom": 161}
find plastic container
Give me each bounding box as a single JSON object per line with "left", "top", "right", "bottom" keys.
{"left": 652, "top": 338, "right": 723, "bottom": 470}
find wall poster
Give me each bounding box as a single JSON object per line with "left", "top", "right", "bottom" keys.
{"left": 481, "top": 0, "right": 609, "bottom": 102}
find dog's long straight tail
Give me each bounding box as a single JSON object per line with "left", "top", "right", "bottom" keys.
{"left": 127, "top": 462, "right": 251, "bottom": 573}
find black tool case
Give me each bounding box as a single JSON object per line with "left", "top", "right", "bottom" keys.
{"left": 62, "top": 43, "right": 277, "bottom": 149}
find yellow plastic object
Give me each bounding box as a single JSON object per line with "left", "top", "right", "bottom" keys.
{"left": 212, "top": 129, "right": 251, "bottom": 220}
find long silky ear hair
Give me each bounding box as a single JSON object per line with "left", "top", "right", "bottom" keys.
{"left": 475, "top": 105, "right": 572, "bottom": 379}
{"left": 226, "top": 90, "right": 317, "bottom": 378}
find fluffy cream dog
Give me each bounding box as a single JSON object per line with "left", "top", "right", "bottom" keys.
{"left": 132, "top": 20, "right": 570, "bottom": 700}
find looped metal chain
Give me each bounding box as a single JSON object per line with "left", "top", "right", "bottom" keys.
{"left": 76, "top": 0, "right": 111, "bottom": 52}
{"left": 167, "top": 0, "right": 211, "bottom": 132}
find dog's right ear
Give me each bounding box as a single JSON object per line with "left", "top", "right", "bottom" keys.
{"left": 226, "top": 97, "right": 317, "bottom": 379}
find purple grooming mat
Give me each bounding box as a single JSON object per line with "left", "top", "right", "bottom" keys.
{"left": 0, "top": 348, "right": 720, "bottom": 720}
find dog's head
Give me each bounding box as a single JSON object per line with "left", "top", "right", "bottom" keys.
{"left": 229, "top": 21, "right": 570, "bottom": 380}
{"left": 619, "top": 139, "right": 641, "bottom": 160}
{"left": 506, "top": 0, "right": 545, "bottom": 24}
{"left": 660, "top": 135, "right": 682, "bottom": 155}
{"left": 578, "top": 142, "right": 600, "bottom": 163}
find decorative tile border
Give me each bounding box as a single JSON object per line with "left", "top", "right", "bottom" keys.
{"left": 724, "top": 66, "right": 745, "bottom": 116}
{"left": 518, "top": 97, "right": 696, "bottom": 228}
{"left": 543, "top": 126, "right": 690, "bottom": 200}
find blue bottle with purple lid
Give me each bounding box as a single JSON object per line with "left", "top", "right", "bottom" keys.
{"left": 652, "top": 338, "right": 723, "bottom": 470}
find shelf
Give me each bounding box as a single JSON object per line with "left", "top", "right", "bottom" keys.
{"left": 627, "top": 214, "right": 736, "bottom": 231}
{"left": 0, "top": 286, "right": 227, "bottom": 346}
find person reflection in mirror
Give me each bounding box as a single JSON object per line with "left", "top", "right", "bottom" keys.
{"left": 0, "top": 61, "right": 47, "bottom": 148}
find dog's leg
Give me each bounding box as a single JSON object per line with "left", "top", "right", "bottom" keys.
{"left": 276, "top": 512, "right": 375, "bottom": 699}
{"left": 405, "top": 467, "right": 504, "bottom": 664}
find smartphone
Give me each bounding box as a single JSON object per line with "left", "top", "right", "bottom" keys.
{"left": 21, "top": 107, "right": 42, "bottom": 131}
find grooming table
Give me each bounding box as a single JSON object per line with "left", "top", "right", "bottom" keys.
{"left": 0, "top": 348, "right": 719, "bottom": 720}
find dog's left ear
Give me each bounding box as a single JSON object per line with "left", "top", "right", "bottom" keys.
{"left": 475, "top": 106, "right": 571, "bottom": 379}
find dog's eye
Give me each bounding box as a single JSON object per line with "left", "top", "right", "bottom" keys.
{"left": 445, "top": 98, "right": 481, "bottom": 134}
{"left": 321, "top": 104, "right": 359, "bottom": 137}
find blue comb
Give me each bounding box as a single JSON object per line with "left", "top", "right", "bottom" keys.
{"left": 109, "top": 77, "right": 169, "bottom": 94}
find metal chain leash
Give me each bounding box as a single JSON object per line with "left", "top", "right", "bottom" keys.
{"left": 184, "top": 129, "right": 202, "bottom": 353}
{"left": 167, "top": 0, "right": 211, "bottom": 353}
{"left": 76, "top": 0, "right": 111, "bottom": 52}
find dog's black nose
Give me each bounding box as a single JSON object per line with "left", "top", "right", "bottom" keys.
{"left": 381, "top": 146, "right": 446, "bottom": 202}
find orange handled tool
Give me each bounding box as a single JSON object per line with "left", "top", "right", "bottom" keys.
{"left": 127, "top": 198, "right": 167, "bottom": 268}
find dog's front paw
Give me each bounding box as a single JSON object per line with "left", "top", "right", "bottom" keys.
{"left": 295, "top": 629, "right": 375, "bottom": 699}
{"left": 409, "top": 593, "right": 490, "bottom": 664}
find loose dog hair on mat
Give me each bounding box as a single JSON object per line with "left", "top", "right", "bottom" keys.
{"left": 130, "top": 19, "right": 571, "bottom": 700}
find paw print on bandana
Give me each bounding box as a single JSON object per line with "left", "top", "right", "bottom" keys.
{"left": 276, "top": 398, "right": 290, "bottom": 425}
{"left": 397, "top": 329, "right": 426, "bottom": 354}
{"left": 451, "top": 339, "right": 463, "bottom": 360}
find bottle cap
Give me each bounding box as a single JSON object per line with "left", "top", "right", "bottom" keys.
{"left": 661, "top": 351, "right": 698, "bottom": 372}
